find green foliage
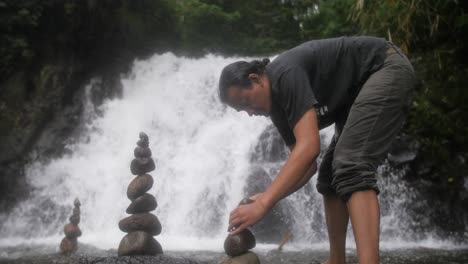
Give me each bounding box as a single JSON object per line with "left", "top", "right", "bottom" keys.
{"left": 300, "top": 0, "right": 356, "bottom": 39}
{"left": 352, "top": 0, "right": 468, "bottom": 182}
{"left": 0, "top": 0, "right": 178, "bottom": 81}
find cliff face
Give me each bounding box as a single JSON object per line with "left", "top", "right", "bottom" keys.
{"left": 0, "top": 0, "right": 177, "bottom": 211}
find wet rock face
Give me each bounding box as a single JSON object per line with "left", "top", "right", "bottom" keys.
{"left": 118, "top": 231, "right": 163, "bottom": 256}
{"left": 127, "top": 174, "right": 154, "bottom": 200}
{"left": 119, "top": 213, "right": 162, "bottom": 236}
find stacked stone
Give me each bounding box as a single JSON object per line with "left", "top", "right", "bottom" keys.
{"left": 60, "top": 198, "right": 82, "bottom": 255}
{"left": 224, "top": 198, "right": 257, "bottom": 257}
{"left": 118, "top": 132, "right": 163, "bottom": 256}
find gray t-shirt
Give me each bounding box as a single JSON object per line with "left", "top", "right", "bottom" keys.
{"left": 266, "top": 36, "right": 387, "bottom": 146}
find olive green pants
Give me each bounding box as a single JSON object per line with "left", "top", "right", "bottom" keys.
{"left": 316, "top": 43, "right": 416, "bottom": 202}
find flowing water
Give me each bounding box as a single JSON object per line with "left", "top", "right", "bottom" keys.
{"left": 0, "top": 53, "right": 467, "bottom": 262}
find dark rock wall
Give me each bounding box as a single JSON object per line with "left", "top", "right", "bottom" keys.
{"left": 0, "top": 0, "right": 178, "bottom": 211}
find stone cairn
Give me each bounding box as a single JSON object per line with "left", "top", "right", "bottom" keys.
{"left": 60, "top": 198, "right": 82, "bottom": 255}
{"left": 118, "top": 132, "right": 163, "bottom": 256}
{"left": 224, "top": 198, "right": 257, "bottom": 257}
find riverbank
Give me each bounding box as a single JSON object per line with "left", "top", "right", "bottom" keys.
{"left": 1, "top": 243, "right": 468, "bottom": 264}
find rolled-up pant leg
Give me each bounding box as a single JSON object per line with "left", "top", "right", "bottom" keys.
{"left": 331, "top": 51, "right": 416, "bottom": 202}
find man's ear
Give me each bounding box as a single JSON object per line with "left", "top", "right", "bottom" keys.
{"left": 248, "top": 73, "right": 260, "bottom": 83}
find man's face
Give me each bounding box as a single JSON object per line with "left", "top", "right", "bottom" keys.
{"left": 225, "top": 74, "right": 271, "bottom": 117}
{"left": 226, "top": 85, "right": 269, "bottom": 117}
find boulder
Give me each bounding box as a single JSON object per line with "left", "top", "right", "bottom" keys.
{"left": 130, "top": 158, "right": 155, "bottom": 175}
{"left": 127, "top": 174, "right": 154, "bottom": 200}
{"left": 126, "top": 193, "right": 157, "bottom": 214}
{"left": 119, "top": 213, "right": 162, "bottom": 236}
{"left": 117, "top": 231, "right": 163, "bottom": 256}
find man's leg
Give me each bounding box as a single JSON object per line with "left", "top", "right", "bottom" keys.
{"left": 331, "top": 48, "right": 416, "bottom": 263}
{"left": 347, "top": 190, "right": 379, "bottom": 264}
{"left": 324, "top": 193, "right": 349, "bottom": 264}
{"left": 317, "top": 136, "right": 348, "bottom": 264}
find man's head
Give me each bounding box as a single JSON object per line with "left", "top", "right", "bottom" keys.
{"left": 218, "top": 59, "right": 272, "bottom": 116}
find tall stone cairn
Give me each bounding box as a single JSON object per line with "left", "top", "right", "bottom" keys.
{"left": 60, "top": 198, "right": 82, "bottom": 255}
{"left": 118, "top": 132, "right": 163, "bottom": 256}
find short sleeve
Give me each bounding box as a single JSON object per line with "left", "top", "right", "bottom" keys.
{"left": 278, "top": 67, "right": 318, "bottom": 130}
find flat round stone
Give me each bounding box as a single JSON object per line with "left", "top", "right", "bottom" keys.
{"left": 130, "top": 158, "right": 155, "bottom": 175}
{"left": 119, "top": 213, "right": 162, "bottom": 236}
{"left": 224, "top": 229, "right": 256, "bottom": 257}
{"left": 117, "top": 231, "right": 163, "bottom": 256}
{"left": 126, "top": 193, "right": 157, "bottom": 214}
{"left": 127, "top": 174, "right": 154, "bottom": 200}
{"left": 64, "top": 223, "right": 82, "bottom": 239}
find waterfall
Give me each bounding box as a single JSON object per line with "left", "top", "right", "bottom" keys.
{"left": 0, "top": 53, "right": 465, "bottom": 252}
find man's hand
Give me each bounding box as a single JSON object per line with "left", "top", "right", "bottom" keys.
{"left": 228, "top": 197, "right": 269, "bottom": 235}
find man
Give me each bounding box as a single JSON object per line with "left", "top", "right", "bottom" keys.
{"left": 218, "top": 36, "right": 415, "bottom": 264}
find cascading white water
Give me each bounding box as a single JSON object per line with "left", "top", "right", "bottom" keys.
{"left": 0, "top": 52, "right": 464, "bottom": 253}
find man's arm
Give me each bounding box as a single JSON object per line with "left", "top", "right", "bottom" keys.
{"left": 229, "top": 109, "right": 320, "bottom": 234}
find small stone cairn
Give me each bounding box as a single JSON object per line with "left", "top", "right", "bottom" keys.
{"left": 60, "top": 198, "right": 82, "bottom": 255}
{"left": 224, "top": 198, "right": 257, "bottom": 257}
{"left": 118, "top": 132, "right": 163, "bottom": 256}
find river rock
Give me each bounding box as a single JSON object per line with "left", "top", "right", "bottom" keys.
{"left": 220, "top": 252, "right": 260, "bottom": 264}
{"left": 134, "top": 146, "right": 152, "bottom": 158}
{"left": 59, "top": 237, "right": 77, "bottom": 255}
{"left": 64, "top": 223, "right": 82, "bottom": 239}
{"left": 224, "top": 229, "right": 256, "bottom": 257}
{"left": 117, "top": 231, "right": 163, "bottom": 256}
{"left": 130, "top": 158, "right": 155, "bottom": 175}
{"left": 137, "top": 132, "right": 149, "bottom": 148}
{"left": 119, "top": 213, "right": 162, "bottom": 236}
{"left": 127, "top": 174, "right": 154, "bottom": 200}
{"left": 126, "top": 193, "right": 157, "bottom": 214}
{"left": 69, "top": 214, "right": 80, "bottom": 224}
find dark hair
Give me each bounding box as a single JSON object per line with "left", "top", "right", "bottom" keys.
{"left": 218, "top": 58, "right": 270, "bottom": 103}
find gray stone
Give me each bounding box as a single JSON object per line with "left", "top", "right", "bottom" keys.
{"left": 220, "top": 252, "right": 260, "bottom": 264}
{"left": 59, "top": 237, "right": 77, "bottom": 255}
{"left": 117, "top": 231, "right": 162, "bottom": 256}
{"left": 64, "top": 223, "right": 82, "bottom": 239}
{"left": 130, "top": 158, "right": 155, "bottom": 175}
{"left": 126, "top": 193, "right": 157, "bottom": 214}
{"left": 224, "top": 229, "right": 256, "bottom": 257}
{"left": 69, "top": 214, "right": 80, "bottom": 224}
{"left": 127, "top": 174, "right": 154, "bottom": 200}
{"left": 74, "top": 198, "right": 81, "bottom": 207}
{"left": 134, "top": 146, "right": 152, "bottom": 158}
{"left": 119, "top": 213, "right": 162, "bottom": 236}
{"left": 137, "top": 132, "right": 149, "bottom": 148}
